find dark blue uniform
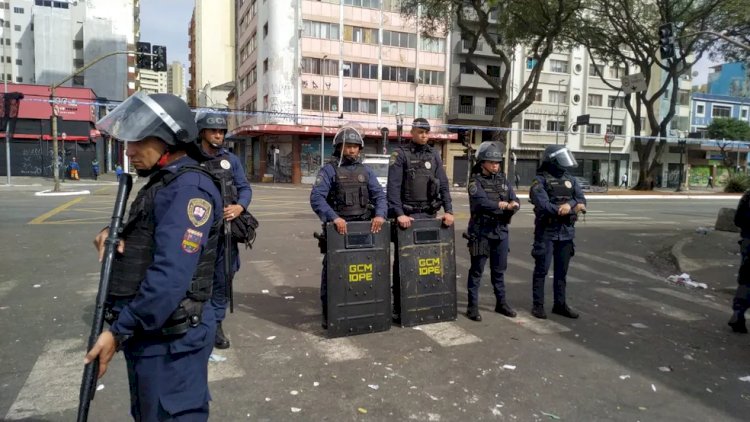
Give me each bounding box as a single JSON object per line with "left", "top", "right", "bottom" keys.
{"left": 110, "top": 156, "right": 222, "bottom": 421}
{"left": 529, "top": 172, "right": 586, "bottom": 308}
{"left": 210, "top": 148, "right": 252, "bottom": 324}
{"left": 466, "top": 172, "right": 519, "bottom": 308}
{"left": 731, "top": 190, "right": 750, "bottom": 332}
{"left": 387, "top": 143, "right": 453, "bottom": 219}
{"left": 310, "top": 159, "right": 387, "bottom": 304}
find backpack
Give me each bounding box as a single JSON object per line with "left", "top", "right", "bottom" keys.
{"left": 231, "top": 210, "right": 259, "bottom": 248}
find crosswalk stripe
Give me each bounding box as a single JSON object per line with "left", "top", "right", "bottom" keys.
{"left": 298, "top": 325, "right": 368, "bottom": 362}
{"left": 5, "top": 338, "right": 82, "bottom": 420}
{"left": 605, "top": 251, "right": 646, "bottom": 264}
{"left": 649, "top": 288, "right": 728, "bottom": 313}
{"left": 208, "top": 347, "right": 246, "bottom": 382}
{"left": 575, "top": 252, "right": 664, "bottom": 282}
{"left": 511, "top": 311, "right": 572, "bottom": 334}
{"left": 597, "top": 288, "right": 704, "bottom": 321}
{"left": 251, "top": 260, "right": 288, "bottom": 288}
{"left": 417, "top": 322, "right": 481, "bottom": 346}
{"left": 507, "top": 256, "right": 585, "bottom": 283}
{"left": 569, "top": 261, "right": 634, "bottom": 282}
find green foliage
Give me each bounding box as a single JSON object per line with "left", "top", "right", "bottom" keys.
{"left": 724, "top": 173, "right": 750, "bottom": 193}
{"left": 707, "top": 118, "right": 750, "bottom": 141}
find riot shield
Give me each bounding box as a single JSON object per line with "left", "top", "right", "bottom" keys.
{"left": 393, "top": 219, "right": 457, "bottom": 327}
{"left": 325, "top": 220, "right": 391, "bottom": 338}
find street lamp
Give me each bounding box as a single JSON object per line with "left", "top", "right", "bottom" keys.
{"left": 555, "top": 79, "right": 566, "bottom": 144}
{"left": 320, "top": 55, "right": 327, "bottom": 171}
{"left": 605, "top": 88, "right": 623, "bottom": 191}
{"left": 50, "top": 50, "right": 148, "bottom": 192}
{"left": 676, "top": 139, "right": 687, "bottom": 192}
{"left": 396, "top": 114, "right": 404, "bottom": 145}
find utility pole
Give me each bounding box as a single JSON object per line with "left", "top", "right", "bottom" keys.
{"left": 676, "top": 139, "right": 687, "bottom": 192}
{"left": 555, "top": 79, "right": 565, "bottom": 145}
{"left": 319, "top": 55, "right": 327, "bottom": 172}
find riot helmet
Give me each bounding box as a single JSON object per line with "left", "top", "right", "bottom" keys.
{"left": 542, "top": 145, "right": 578, "bottom": 168}
{"left": 333, "top": 126, "right": 365, "bottom": 148}
{"left": 195, "top": 109, "right": 228, "bottom": 132}
{"left": 475, "top": 141, "right": 504, "bottom": 163}
{"left": 97, "top": 92, "right": 198, "bottom": 146}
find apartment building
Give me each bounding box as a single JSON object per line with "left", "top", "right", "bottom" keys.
{"left": 167, "top": 60, "right": 186, "bottom": 99}
{"left": 138, "top": 67, "right": 167, "bottom": 94}
{"left": 188, "top": 0, "right": 234, "bottom": 108}
{"left": 230, "top": 0, "right": 453, "bottom": 184}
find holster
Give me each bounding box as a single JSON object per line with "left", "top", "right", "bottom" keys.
{"left": 103, "top": 297, "right": 204, "bottom": 338}
{"left": 463, "top": 232, "right": 489, "bottom": 257}
{"left": 314, "top": 230, "right": 327, "bottom": 254}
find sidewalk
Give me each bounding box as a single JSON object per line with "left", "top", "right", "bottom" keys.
{"left": 0, "top": 173, "right": 120, "bottom": 195}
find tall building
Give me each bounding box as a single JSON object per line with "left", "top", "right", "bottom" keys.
{"left": 138, "top": 68, "right": 168, "bottom": 94}
{"left": 188, "top": 0, "right": 234, "bottom": 108}
{"left": 230, "top": 0, "right": 453, "bottom": 184}
{"left": 1, "top": 0, "right": 136, "bottom": 101}
{"left": 167, "top": 61, "right": 186, "bottom": 99}
{"left": 707, "top": 62, "right": 749, "bottom": 97}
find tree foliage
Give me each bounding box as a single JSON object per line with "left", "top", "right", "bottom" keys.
{"left": 707, "top": 117, "right": 750, "bottom": 141}
{"left": 707, "top": 0, "right": 750, "bottom": 64}
{"left": 573, "top": 0, "right": 728, "bottom": 190}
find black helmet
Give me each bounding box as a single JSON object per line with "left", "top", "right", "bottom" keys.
{"left": 333, "top": 126, "right": 364, "bottom": 147}
{"left": 476, "top": 141, "right": 504, "bottom": 163}
{"left": 195, "top": 109, "right": 228, "bottom": 132}
{"left": 412, "top": 117, "right": 430, "bottom": 132}
{"left": 542, "top": 145, "right": 578, "bottom": 168}
{"left": 96, "top": 92, "right": 198, "bottom": 146}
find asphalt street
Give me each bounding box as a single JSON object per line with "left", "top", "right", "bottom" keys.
{"left": 1, "top": 184, "right": 749, "bottom": 421}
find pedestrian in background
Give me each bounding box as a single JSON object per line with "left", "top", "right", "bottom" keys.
{"left": 115, "top": 164, "right": 123, "bottom": 181}
{"left": 464, "top": 141, "right": 519, "bottom": 322}
{"left": 730, "top": 189, "right": 750, "bottom": 333}
{"left": 91, "top": 158, "right": 100, "bottom": 180}
{"left": 529, "top": 145, "right": 587, "bottom": 319}
{"left": 69, "top": 157, "right": 80, "bottom": 180}
{"left": 620, "top": 173, "right": 627, "bottom": 187}
{"left": 707, "top": 175, "right": 714, "bottom": 189}
{"left": 514, "top": 172, "right": 520, "bottom": 190}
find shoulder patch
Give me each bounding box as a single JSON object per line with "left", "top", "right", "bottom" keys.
{"left": 314, "top": 175, "right": 323, "bottom": 186}
{"left": 187, "top": 198, "right": 212, "bottom": 227}
{"left": 181, "top": 228, "right": 203, "bottom": 253}
{"left": 530, "top": 179, "right": 540, "bottom": 188}
{"left": 389, "top": 151, "right": 399, "bottom": 166}
{"left": 468, "top": 180, "right": 478, "bottom": 195}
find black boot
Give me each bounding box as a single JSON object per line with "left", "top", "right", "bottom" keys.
{"left": 322, "top": 304, "right": 328, "bottom": 329}
{"left": 215, "top": 322, "right": 230, "bottom": 349}
{"left": 531, "top": 304, "right": 547, "bottom": 319}
{"left": 466, "top": 306, "right": 482, "bottom": 322}
{"left": 494, "top": 302, "right": 517, "bottom": 318}
{"left": 728, "top": 312, "right": 748, "bottom": 333}
{"left": 552, "top": 303, "right": 579, "bottom": 319}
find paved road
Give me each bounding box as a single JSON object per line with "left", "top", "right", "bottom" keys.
{"left": 1, "top": 185, "right": 749, "bottom": 421}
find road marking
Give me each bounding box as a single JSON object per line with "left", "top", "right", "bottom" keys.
{"left": 418, "top": 322, "right": 481, "bottom": 346}
{"left": 569, "top": 261, "right": 634, "bottom": 282}
{"left": 597, "top": 288, "right": 704, "bottom": 321}
{"left": 299, "top": 329, "right": 368, "bottom": 362}
{"left": 251, "top": 260, "right": 289, "bottom": 288}
{"left": 649, "top": 288, "right": 728, "bottom": 313}
{"left": 511, "top": 311, "right": 572, "bottom": 334}
{"left": 575, "top": 252, "right": 664, "bottom": 282}
{"left": 28, "top": 197, "right": 84, "bottom": 225}
{"left": 208, "top": 347, "right": 246, "bottom": 382}
{"left": 507, "top": 256, "right": 585, "bottom": 283}
{"left": 0, "top": 279, "right": 19, "bottom": 301}
{"left": 5, "top": 338, "right": 82, "bottom": 420}
{"left": 605, "top": 251, "right": 646, "bottom": 264}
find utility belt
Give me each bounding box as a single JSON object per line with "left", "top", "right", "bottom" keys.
{"left": 543, "top": 214, "right": 577, "bottom": 226}
{"left": 104, "top": 297, "right": 205, "bottom": 338}
{"left": 403, "top": 200, "right": 441, "bottom": 216}
{"left": 462, "top": 232, "right": 490, "bottom": 257}
{"left": 474, "top": 212, "right": 512, "bottom": 226}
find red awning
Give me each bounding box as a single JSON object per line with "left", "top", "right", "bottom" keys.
{"left": 0, "top": 132, "right": 92, "bottom": 142}
{"left": 229, "top": 124, "right": 458, "bottom": 141}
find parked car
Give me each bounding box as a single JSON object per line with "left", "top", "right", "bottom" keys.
{"left": 574, "top": 176, "right": 592, "bottom": 192}
{"left": 362, "top": 154, "right": 389, "bottom": 189}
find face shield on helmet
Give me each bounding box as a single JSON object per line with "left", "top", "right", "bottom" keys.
{"left": 96, "top": 91, "right": 187, "bottom": 144}
{"left": 549, "top": 146, "right": 578, "bottom": 168}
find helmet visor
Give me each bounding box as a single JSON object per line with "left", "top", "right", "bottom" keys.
{"left": 96, "top": 91, "right": 182, "bottom": 143}
{"left": 549, "top": 147, "right": 578, "bottom": 168}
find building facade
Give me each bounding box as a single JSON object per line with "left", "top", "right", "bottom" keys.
{"left": 188, "top": 0, "right": 234, "bottom": 108}
{"left": 706, "top": 62, "right": 749, "bottom": 98}
{"left": 167, "top": 60, "right": 186, "bottom": 99}
{"left": 138, "top": 68, "right": 167, "bottom": 94}
{"left": 230, "top": 0, "right": 453, "bottom": 184}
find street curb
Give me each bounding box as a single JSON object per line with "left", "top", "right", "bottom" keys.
{"left": 34, "top": 189, "right": 91, "bottom": 197}
{"left": 670, "top": 237, "right": 692, "bottom": 273}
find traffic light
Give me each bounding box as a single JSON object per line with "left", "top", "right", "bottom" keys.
{"left": 658, "top": 23, "right": 675, "bottom": 59}
{"left": 136, "top": 41, "right": 151, "bottom": 70}
{"left": 152, "top": 45, "right": 167, "bottom": 72}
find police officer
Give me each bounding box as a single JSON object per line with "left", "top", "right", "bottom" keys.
{"left": 529, "top": 145, "right": 586, "bottom": 319}
{"left": 729, "top": 189, "right": 750, "bottom": 333}
{"left": 86, "top": 92, "right": 222, "bottom": 421}
{"left": 465, "top": 141, "right": 520, "bottom": 321}
{"left": 310, "top": 126, "right": 387, "bottom": 328}
{"left": 196, "top": 109, "right": 253, "bottom": 349}
{"left": 387, "top": 117, "right": 453, "bottom": 228}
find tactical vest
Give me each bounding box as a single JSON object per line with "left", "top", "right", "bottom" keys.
{"left": 474, "top": 173, "right": 512, "bottom": 225}
{"left": 107, "top": 165, "right": 220, "bottom": 329}
{"left": 543, "top": 172, "right": 574, "bottom": 205}
{"left": 203, "top": 154, "right": 238, "bottom": 205}
{"left": 329, "top": 162, "right": 371, "bottom": 220}
{"left": 402, "top": 146, "right": 441, "bottom": 213}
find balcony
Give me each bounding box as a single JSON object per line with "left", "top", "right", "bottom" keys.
{"left": 447, "top": 100, "right": 497, "bottom": 121}
{"left": 456, "top": 73, "right": 503, "bottom": 90}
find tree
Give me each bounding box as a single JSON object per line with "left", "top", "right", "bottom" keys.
{"left": 574, "top": 0, "right": 728, "bottom": 190}
{"left": 401, "top": 0, "right": 586, "bottom": 168}
{"left": 707, "top": 117, "right": 750, "bottom": 140}
{"left": 708, "top": 0, "right": 750, "bottom": 64}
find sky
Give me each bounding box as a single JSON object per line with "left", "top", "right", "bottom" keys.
{"left": 139, "top": 0, "right": 193, "bottom": 68}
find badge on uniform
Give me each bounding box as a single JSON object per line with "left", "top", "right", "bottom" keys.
{"left": 220, "top": 159, "right": 231, "bottom": 170}
{"left": 357, "top": 174, "right": 366, "bottom": 182}
{"left": 564, "top": 180, "right": 572, "bottom": 188}
{"left": 187, "top": 198, "right": 212, "bottom": 227}
{"left": 468, "top": 181, "right": 478, "bottom": 195}
{"left": 181, "top": 228, "right": 204, "bottom": 253}
{"left": 424, "top": 161, "right": 432, "bottom": 169}
{"left": 389, "top": 151, "right": 398, "bottom": 166}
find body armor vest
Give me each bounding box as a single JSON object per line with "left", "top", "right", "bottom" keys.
{"left": 402, "top": 146, "right": 441, "bottom": 212}
{"left": 329, "top": 162, "right": 371, "bottom": 220}
{"left": 543, "top": 173, "right": 574, "bottom": 205}
{"left": 474, "top": 173, "right": 512, "bottom": 225}
{"left": 109, "top": 166, "right": 220, "bottom": 305}
{"left": 203, "top": 155, "right": 238, "bottom": 205}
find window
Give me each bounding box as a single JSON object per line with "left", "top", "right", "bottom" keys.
{"left": 303, "top": 94, "right": 336, "bottom": 111}
{"left": 14, "top": 42, "right": 21, "bottom": 48}
{"left": 4, "top": 39, "right": 9, "bottom": 46}
{"left": 588, "top": 94, "right": 603, "bottom": 106}
{"left": 72, "top": 75, "right": 84, "bottom": 86}
{"left": 549, "top": 90, "right": 567, "bottom": 104}
{"left": 742, "top": 107, "right": 748, "bottom": 120}
{"left": 381, "top": 100, "right": 415, "bottom": 117}
{"left": 417, "top": 103, "right": 443, "bottom": 119}
{"left": 608, "top": 95, "right": 625, "bottom": 109}
{"left": 459, "top": 62, "right": 475, "bottom": 75}
{"left": 533, "top": 89, "right": 542, "bottom": 102}
{"left": 587, "top": 124, "right": 601, "bottom": 134}
{"left": 713, "top": 105, "right": 731, "bottom": 118}
{"left": 420, "top": 37, "right": 445, "bottom": 54}
{"left": 695, "top": 102, "right": 705, "bottom": 116}
{"left": 608, "top": 66, "right": 626, "bottom": 79}
{"left": 588, "top": 64, "right": 602, "bottom": 77}
{"left": 343, "top": 97, "right": 377, "bottom": 114}
{"left": 344, "top": 0, "right": 380, "bottom": 8}
{"left": 418, "top": 69, "right": 444, "bottom": 86}
{"left": 72, "top": 40, "right": 83, "bottom": 49}
{"left": 458, "top": 95, "right": 473, "bottom": 113}
{"left": 263, "top": 58, "right": 268, "bottom": 73}
{"left": 248, "top": 66, "right": 257, "bottom": 85}
{"left": 344, "top": 25, "right": 378, "bottom": 44}
{"left": 606, "top": 124, "right": 623, "bottom": 135}
{"left": 13, "top": 24, "right": 20, "bottom": 31}
{"left": 73, "top": 58, "right": 83, "bottom": 68}
{"left": 382, "top": 65, "right": 415, "bottom": 83}
{"left": 13, "top": 7, "right": 23, "bottom": 13}
{"left": 15, "top": 76, "right": 22, "bottom": 82}
{"left": 677, "top": 89, "right": 690, "bottom": 106}
{"left": 523, "top": 119, "right": 541, "bottom": 131}
{"left": 248, "top": 32, "right": 257, "bottom": 54}
{"left": 547, "top": 120, "right": 565, "bottom": 132}
{"left": 549, "top": 59, "right": 568, "bottom": 73}
{"left": 485, "top": 97, "right": 498, "bottom": 115}
{"left": 383, "top": 30, "right": 417, "bottom": 48}
{"left": 302, "top": 57, "right": 339, "bottom": 76}
{"left": 263, "top": 22, "right": 268, "bottom": 38}
{"left": 526, "top": 57, "right": 537, "bottom": 70}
